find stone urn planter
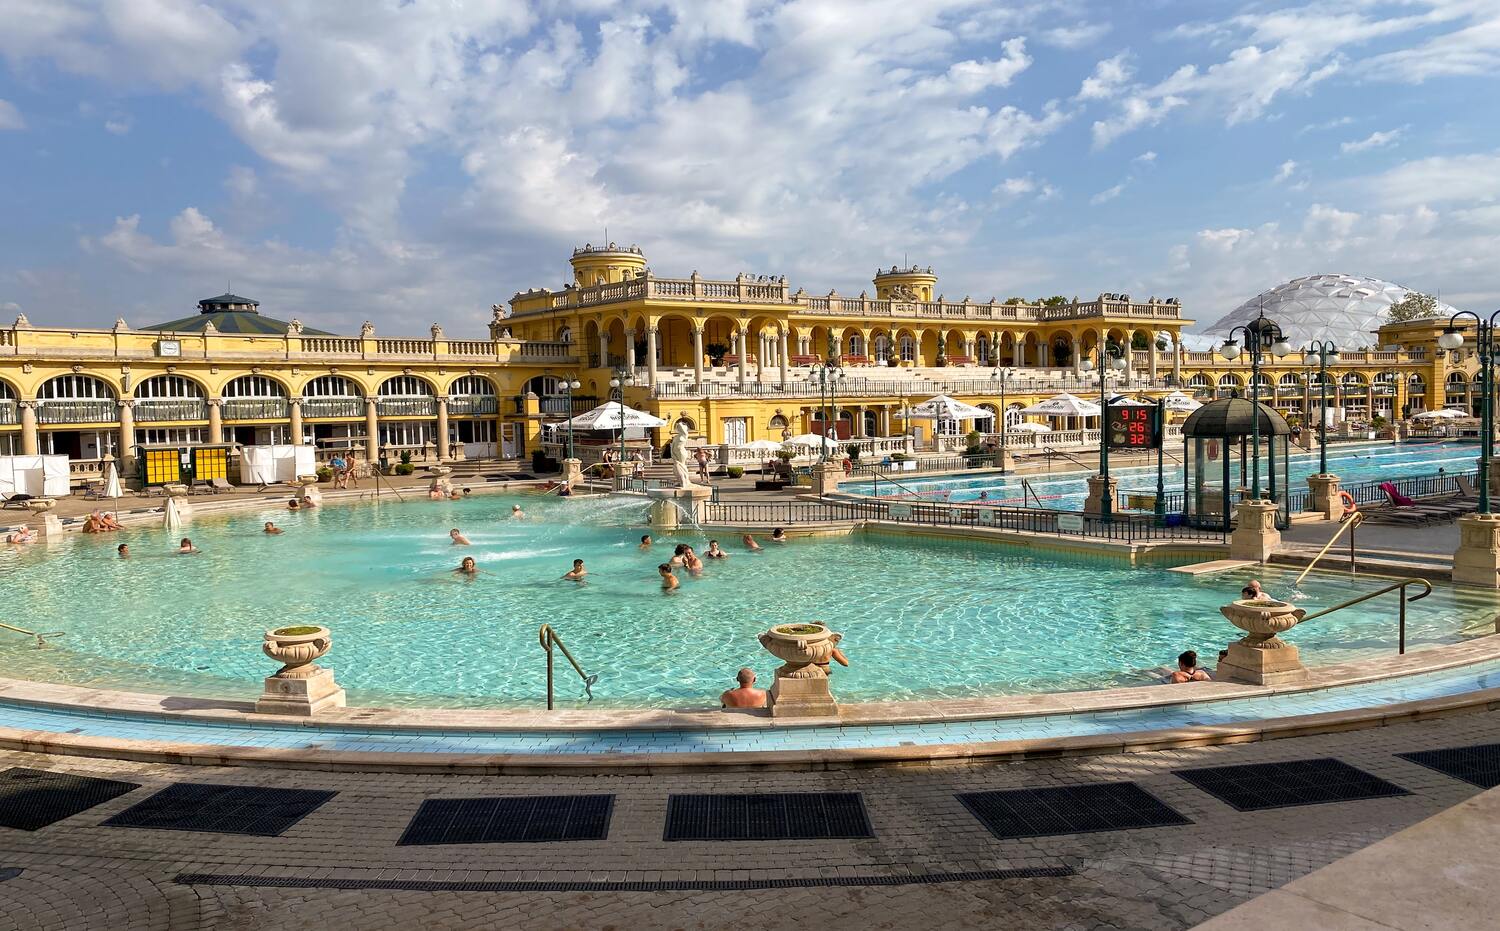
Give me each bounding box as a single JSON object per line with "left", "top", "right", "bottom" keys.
{"left": 261, "top": 625, "right": 331, "bottom": 678}
{"left": 256, "top": 625, "right": 345, "bottom": 715}
{"left": 758, "top": 623, "right": 845, "bottom": 718}
{"left": 296, "top": 474, "right": 320, "bottom": 487}
{"left": 1218, "top": 599, "right": 1309, "bottom": 685}
{"left": 23, "top": 498, "right": 55, "bottom": 514}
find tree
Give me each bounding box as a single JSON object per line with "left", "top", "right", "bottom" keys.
{"left": 1387, "top": 291, "right": 1439, "bottom": 322}
{"left": 1002, "top": 296, "right": 1028, "bottom": 305}
{"left": 1037, "top": 295, "right": 1069, "bottom": 306}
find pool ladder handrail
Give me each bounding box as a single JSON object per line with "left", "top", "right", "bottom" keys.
{"left": 870, "top": 469, "right": 943, "bottom": 504}
{"left": 1293, "top": 511, "right": 1364, "bottom": 587}
{"left": 539, "top": 624, "right": 598, "bottom": 709}
{"left": 0, "top": 621, "right": 65, "bottom": 648}
{"left": 1041, "top": 445, "right": 1090, "bottom": 470}
{"left": 1297, "top": 577, "right": 1432, "bottom": 654}
{"left": 1020, "top": 478, "right": 1044, "bottom": 509}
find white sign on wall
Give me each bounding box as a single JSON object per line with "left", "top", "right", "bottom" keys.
{"left": 887, "top": 503, "right": 912, "bottom": 519}
{"left": 1056, "top": 513, "right": 1085, "bottom": 532}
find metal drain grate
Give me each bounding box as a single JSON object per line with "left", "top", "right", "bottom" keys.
{"left": 1175, "top": 758, "right": 1410, "bottom": 811}
{"left": 958, "top": 782, "right": 1192, "bottom": 840}
{"left": 1398, "top": 743, "right": 1500, "bottom": 789}
{"left": 103, "top": 783, "right": 336, "bottom": 837}
{"left": 175, "top": 865, "right": 1073, "bottom": 892}
{"left": 398, "top": 795, "right": 614, "bottom": 845}
{"left": 664, "top": 792, "right": 873, "bottom": 841}
{"left": 0, "top": 767, "right": 140, "bottom": 832}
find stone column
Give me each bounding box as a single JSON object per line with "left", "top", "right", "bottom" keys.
{"left": 1083, "top": 474, "right": 1118, "bottom": 516}
{"left": 436, "top": 396, "right": 450, "bottom": 459}
{"left": 1229, "top": 499, "right": 1282, "bottom": 562}
{"left": 289, "top": 397, "right": 304, "bottom": 445}
{"left": 117, "top": 400, "right": 135, "bottom": 473}
{"left": 692, "top": 327, "right": 704, "bottom": 389}
{"left": 625, "top": 328, "right": 637, "bottom": 376}
{"left": 1072, "top": 336, "right": 1082, "bottom": 377}
{"left": 778, "top": 330, "right": 790, "bottom": 386}
{"left": 1307, "top": 473, "right": 1341, "bottom": 519}
{"left": 736, "top": 329, "right": 748, "bottom": 389}
{"left": 19, "top": 401, "right": 38, "bottom": 456}
{"left": 756, "top": 333, "right": 766, "bottom": 382}
{"left": 1453, "top": 513, "right": 1500, "bottom": 588}
{"left": 364, "top": 397, "right": 380, "bottom": 464}
{"left": 1172, "top": 341, "right": 1182, "bottom": 384}
{"left": 1149, "top": 342, "right": 1159, "bottom": 383}
{"left": 207, "top": 398, "right": 224, "bottom": 444}
{"left": 598, "top": 327, "right": 609, "bottom": 368}
{"left": 646, "top": 327, "right": 659, "bottom": 388}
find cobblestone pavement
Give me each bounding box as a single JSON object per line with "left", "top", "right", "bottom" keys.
{"left": 2, "top": 709, "right": 1497, "bottom": 930}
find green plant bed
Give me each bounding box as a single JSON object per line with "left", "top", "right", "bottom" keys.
{"left": 726, "top": 466, "right": 744, "bottom": 478}
{"left": 394, "top": 463, "right": 416, "bottom": 475}
{"left": 273, "top": 626, "right": 322, "bottom": 636}
{"left": 775, "top": 624, "right": 824, "bottom": 635}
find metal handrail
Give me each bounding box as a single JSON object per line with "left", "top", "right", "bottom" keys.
{"left": 0, "top": 621, "right": 65, "bottom": 647}
{"left": 539, "top": 624, "right": 598, "bottom": 709}
{"left": 1021, "top": 478, "right": 1044, "bottom": 509}
{"left": 1294, "top": 511, "right": 1364, "bottom": 587}
{"left": 1041, "top": 445, "right": 1089, "bottom": 469}
{"left": 870, "top": 469, "right": 947, "bottom": 502}
{"left": 1298, "top": 577, "right": 1432, "bottom": 654}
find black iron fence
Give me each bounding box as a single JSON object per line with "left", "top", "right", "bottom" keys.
{"left": 848, "top": 454, "right": 991, "bottom": 477}
{"left": 1118, "top": 468, "right": 1476, "bottom": 518}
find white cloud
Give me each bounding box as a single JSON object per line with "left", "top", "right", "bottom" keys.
{"left": 1365, "top": 151, "right": 1500, "bottom": 208}
{"left": 1341, "top": 127, "right": 1404, "bottom": 154}
{"left": 104, "top": 117, "right": 130, "bottom": 134}
{"left": 909, "top": 37, "right": 1031, "bottom": 98}
{"left": 1134, "top": 150, "right": 1157, "bottom": 164}
{"left": 1273, "top": 159, "right": 1297, "bottom": 182}
{"left": 1091, "top": 93, "right": 1184, "bottom": 148}
{"left": 1076, "top": 52, "right": 1132, "bottom": 100}
{"left": 1090, "top": 183, "right": 1125, "bottom": 205}
{"left": 1040, "top": 23, "right": 1110, "bottom": 49}
{"left": 993, "top": 175, "right": 1057, "bottom": 202}
{"left": 1299, "top": 115, "right": 1354, "bottom": 134}
{"left": 0, "top": 99, "right": 23, "bottom": 130}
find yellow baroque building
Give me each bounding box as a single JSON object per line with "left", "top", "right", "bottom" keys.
{"left": 0, "top": 245, "right": 1479, "bottom": 486}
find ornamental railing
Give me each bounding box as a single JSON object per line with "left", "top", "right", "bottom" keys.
{"left": 301, "top": 397, "right": 365, "bottom": 419}
{"left": 221, "top": 398, "right": 289, "bottom": 420}
{"left": 446, "top": 395, "right": 498, "bottom": 416}
{"left": 133, "top": 398, "right": 208, "bottom": 423}
{"left": 377, "top": 397, "right": 437, "bottom": 417}
{"left": 35, "top": 399, "right": 118, "bottom": 424}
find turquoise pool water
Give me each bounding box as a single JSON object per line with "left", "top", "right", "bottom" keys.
{"left": 846, "top": 440, "right": 1477, "bottom": 509}
{"left": 0, "top": 492, "right": 1494, "bottom": 709}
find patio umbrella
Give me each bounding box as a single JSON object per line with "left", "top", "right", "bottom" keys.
{"left": 1162, "top": 391, "right": 1203, "bottom": 412}
{"left": 103, "top": 458, "right": 123, "bottom": 517}
{"left": 1008, "top": 422, "right": 1052, "bottom": 433}
{"left": 1413, "top": 408, "right": 1466, "bottom": 420}
{"left": 561, "top": 401, "right": 667, "bottom": 430}
{"left": 1018, "top": 392, "right": 1102, "bottom": 417}
{"left": 903, "top": 394, "right": 991, "bottom": 420}
{"left": 783, "top": 433, "right": 842, "bottom": 447}
{"left": 163, "top": 495, "right": 182, "bottom": 530}
{"left": 741, "top": 439, "right": 785, "bottom": 452}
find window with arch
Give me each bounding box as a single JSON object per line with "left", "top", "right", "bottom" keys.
{"left": 304, "top": 375, "right": 360, "bottom": 397}
{"left": 1341, "top": 373, "right": 1367, "bottom": 387}
{"left": 557, "top": 326, "right": 572, "bottom": 343}
{"left": 1250, "top": 373, "right": 1273, "bottom": 390}
{"left": 976, "top": 403, "right": 998, "bottom": 432}
{"left": 0, "top": 380, "right": 16, "bottom": 429}
{"left": 524, "top": 375, "right": 563, "bottom": 397}
{"left": 221, "top": 375, "right": 288, "bottom": 420}
{"left": 134, "top": 375, "right": 206, "bottom": 423}
{"left": 36, "top": 375, "right": 118, "bottom": 425}
{"left": 223, "top": 375, "right": 286, "bottom": 398}
{"left": 448, "top": 375, "right": 498, "bottom": 416}
{"left": 0, "top": 381, "right": 13, "bottom": 400}
{"left": 674, "top": 416, "right": 696, "bottom": 434}
{"left": 1278, "top": 373, "right": 1302, "bottom": 390}
{"left": 898, "top": 335, "right": 915, "bottom": 362}
{"left": 847, "top": 334, "right": 865, "bottom": 357}
{"left": 1187, "top": 373, "right": 1212, "bottom": 389}
{"left": 1216, "top": 374, "right": 1242, "bottom": 388}
{"left": 976, "top": 334, "right": 991, "bottom": 363}
{"left": 378, "top": 375, "right": 437, "bottom": 417}
{"left": 300, "top": 375, "right": 363, "bottom": 419}
{"left": 872, "top": 334, "right": 891, "bottom": 360}
{"left": 379, "top": 375, "right": 434, "bottom": 397}
{"left": 768, "top": 414, "right": 789, "bottom": 430}
{"left": 1446, "top": 372, "right": 1468, "bottom": 386}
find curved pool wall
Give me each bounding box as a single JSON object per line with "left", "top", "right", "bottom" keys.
{"left": 844, "top": 440, "right": 1477, "bottom": 509}
{"left": 3, "top": 488, "right": 1496, "bottom": 710}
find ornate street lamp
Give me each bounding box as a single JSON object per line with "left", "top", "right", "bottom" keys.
{"left": 1080, "top": 342, "right": 1128, "bottom": 521}
{"left": 1439, "top": 314, "right": 1496, "bottom": 512}
{"left": 809, "top": 361, "right": 847, "bottom": 462}
{"left": 1302, "top": 341, "right": 1340, "bottom": 476}
{"left": 1218, "top": 311, "right": 1292, "bottom": 499}
{"left": 561, "top": 378, "right": 581, "bottom": 462}
{"left": 990, "top": 363, "right": 1011, "bottom": 472}
{"left": 608, "top": 369, "right": 637, "bottom": 481}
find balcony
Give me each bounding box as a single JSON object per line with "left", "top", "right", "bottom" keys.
{"left": 301, "top": 397, "right": 365, "bottom": 419}
{"left": 377, "top": 397, "right": 437, "bottom": 417}
{"left": 222, "top": 398, "right": 289, "bottom": 420}
{"left": 36, "top": 399, "right": 118, "bottom": 424}
{"left": 133, "top": 398, "right": 208, "bottom": 423}
{"left": 446, "top": 395, "right": 498, "bottom": 416}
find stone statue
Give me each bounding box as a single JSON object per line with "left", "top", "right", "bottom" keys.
{"left": 669, "top": 421, "right": 704, "bottom": 491}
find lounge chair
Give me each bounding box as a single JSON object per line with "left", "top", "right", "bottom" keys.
{"left": 1379, "top": 482, "right": 1416, "bottom": 507}
{"left": 1457, "top": 474, "right": 1479, "bottom": 498}
{"left": 210, "top": 477, "right": 234, "bottom": 494}
{"left": 1, "top": 492, "right": 33, "bottom": 510}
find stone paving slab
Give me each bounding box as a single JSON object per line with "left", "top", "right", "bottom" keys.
{"left": 0, "top": 709, "right": 1497, "bottom": 929}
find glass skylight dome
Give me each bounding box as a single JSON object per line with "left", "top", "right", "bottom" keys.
{"left": 1205, "top": 274, "right": 1456, "bottom": 350}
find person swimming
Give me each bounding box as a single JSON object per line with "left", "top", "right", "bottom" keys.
{"left": 771, "top": 528, "right": 788, "bottom": 543}
{"left": 117, "top": 543, "right": 129, "bottom": 558}
{"left": 639, "top": 534, "right": 652, "bottom": 550}
{"left": 682, "top": 545, "right": 704, "bottom": 574}
{"left": 742, "top": 533, "right": 762, "bottom": 552}
{"left": 1240, "top": 579, "right": 1270, "bottom": 601}
{"left": 263, "top": 522, "right": 283, "bottom": 535}
{"left": 449, "top": 528, "right": 471, "bottom": 546}
{"left": 659, "top": 563, "right": 679, "bottom": 591}
{"left": 455, "top": 556, "right": 478, "bottom": 575}
{"left": 1168, "top": 650, "right": 1211, "bottom": 683}
{"left": 177, "top": 537, "right": 199, "bottom": 554}
{"left": 704, "top": 540, "right": 729, "bottom": 559}
{"left": 670, "top": 543, "right": 689, "bottom": 567}
{"left": 287, "top": 498, "right": 301, "bottom": 510}
{"left": 511, "top": 504, "right": 525, "bottom": 519}
{"left": 562, "top": 558, "right": 587, "bottom": 581}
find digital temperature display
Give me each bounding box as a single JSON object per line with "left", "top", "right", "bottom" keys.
{"left": 1107, "top": 404, "right": 1160, "bottom": 450}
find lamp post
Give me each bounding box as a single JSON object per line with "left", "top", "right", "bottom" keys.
{"left": 608, "top": 369, "right": 636, "bottom": 483}
{"left": 1080, "top": 341, "right": 1128, "bottom": 521}
{"left": 1439, "top": 314, "right": 1496, "bottom": 513}
{"left": 1218, "top": 310, "right": 1292, "bottom": 499}
{"left": 561, "top": 377, "right": 581, "bottom": 462}
{"left": 990, "top": 364, "right": 1011, "bottom": 472}
{"left": 809, "top": 360, "right": 846, "bottom": 462}
{"left": 1302, "top": 341, "right": 1339, "bottom": 476}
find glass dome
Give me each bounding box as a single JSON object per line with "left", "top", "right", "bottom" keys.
{"left": 1205, "top": 274, "right": 1457, "bottom": 350}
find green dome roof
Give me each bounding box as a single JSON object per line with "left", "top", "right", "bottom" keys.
{"left": 142, "top": 293, "right": 335, "bottom": 335}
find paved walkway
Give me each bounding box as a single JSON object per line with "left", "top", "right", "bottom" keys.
{"left": 2, "top": 708, "right": 1497, "bottom": 930}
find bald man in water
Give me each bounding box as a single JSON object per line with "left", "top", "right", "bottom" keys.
{"left": 720, "top": 668, "right": 767, "bottom": 709}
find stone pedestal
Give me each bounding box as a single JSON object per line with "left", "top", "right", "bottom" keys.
{"left": 767, "top": 676, "right": 838, "bottom": 717}
{"left": 812, "top": 460, "right": 843, "bottom": 496}
{"left": 1083, "top": 474, "right": 1118, "bottom": 516}
{"left": 301, "top": 484, "right": 322, "bottom": 506}
{"left": 1218, "top": 599, "right": 1309, "bottom": 685}
{"left": 1452, "top": 512, "right": 1500, "bottom": 588}
{"left": 993, "top": 447, "right": 1014, "bottom": 472}
{"left": 255, "top": 667, "right": 346, "bottom": 716}
{"left": 562, "top": 457, "right": 583, "bottom": 487}
{"left": 1486, "top": 458, "right": 1500, "bottom": 497}
{"left": 1306, "top": 473, "right": 1342, "bottom": 520}
{"left": 28, "top": 512, "right": 64, "bottom": 539}
{"left": 758, "top": 623, "right": 844, "bottom": 718}
{"left": 1229, "top": 499, "right": 1281, "bottom": 562}
{"left": 647, "top": 486, "right": 711, "bottom": 529}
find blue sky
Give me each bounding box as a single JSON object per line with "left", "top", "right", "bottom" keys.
{"left": 1, "top": 0, "right": 1498, "bottom": 337}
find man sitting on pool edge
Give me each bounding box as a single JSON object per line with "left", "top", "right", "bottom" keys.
{"left": 720, "top": 668, "right": 767, "bottom": 709}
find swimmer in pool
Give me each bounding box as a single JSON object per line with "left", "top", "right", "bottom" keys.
{"left": 742, "top": 533, "right": 762, "bottom": 552}
{"left": 455, "top": 556, "right": 478, "bottom": 575}
{"left": 562, "top": 558, "right": 587, "bottom": 581}
{"left": 263, "top": 521, "right": 283, "bottom": 535}
{"left": 659, "top": 563, "right": 679, "bottom": 591}
{"left": 639, "top": 534, "right": 652, "bottom": 550}
{"left": 449, "top": 528, "right": 471, "bottom": 546}
{"left": 510, "top": 504, "right": 525, "bottom": 519}
{"left": 704, "top": 540, "right": 729, "bottom": 559}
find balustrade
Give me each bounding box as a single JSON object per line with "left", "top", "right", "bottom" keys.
{"left": 300, "top": 397, "right": 365, "bottom": 419}
{"left": 446, "top": 395, "right": 499, "bottom": 416}
{"left": 35, "top": 399, "right": 118, "bottom": 424}
{"left": 376, "top": 397, "right": 437, "bottom": 417}
{"left": 221, "top": 398, "right": 289, "bottom": 420}
{"left": 133, "top": 398, "right": 208, "bottom": 423}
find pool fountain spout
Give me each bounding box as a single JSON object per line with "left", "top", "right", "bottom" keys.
{"left": 648, "top": 422, "right": 712, "bottom": 528}
{"left": 255, "top": 624, "right": 347, "bottom": 716}
{"left": 758, "top": 623, "right": 844, "bottom": 717}
{"left": 1218, "top": 599, "right": 1308, "bottom": 685}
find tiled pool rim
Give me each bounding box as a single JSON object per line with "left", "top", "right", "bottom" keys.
{"left": 1, "top": 636, "right": 1498, "bottom": 772}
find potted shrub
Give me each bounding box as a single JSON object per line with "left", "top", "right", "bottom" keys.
{"left": 315, "top": 466, "right": 333, "bottom": 483}
{"left": 727, "top": 466, "right": 744, "bottom": 478}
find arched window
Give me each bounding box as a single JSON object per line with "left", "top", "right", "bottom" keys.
{"left": 557, "top": 326, "right": 572, "bottom": 343}
{"left": 872, "top": 334, "right": 891, "bottom": 360}
{"left": 976, "top": 334, "right": 990, "bottom": 364}
{"left": 300, "top": 375, "right": 362, "bottom": 419}
{"left": 223, "top": 375, "right": 286, "bottom": 398}
{"left": 221, "top": 375, "right": 288, "bottom": 420}
{"left": 39, "top": 374, "right": 115, "bottom": 400}
{"left": 1217, "top": 374, "right": 1242, "bottom": 388}
{"left": 1341, "top": 372, "right": 1367, "bottom": 387}
{"left": 304, "top": 375, "right": 360, "bottom": 397}
{"left": 899, "top": 335, "right": 915, "bottom": 362}
{"left": 1446, "top": 372, "right": 1468, "bottom": 386}
{"left": 674, "top": 416, "right": 696, "bottom": 433}
{"left": 524, "top": 375, "right": 563, "bottom": 397}
{"left": 134, "top": 375, "right": 206, "bottom": 423}
{"left": 1278, "top": 373, "right": 1301, "bottom": 390}
{"left": 36, "top": 375, "right": 118, "bottom": 425}
{"left": 379, "top": 375, "right": 433, "bottom": 397}
{"left": 847, "top": 334, "right": 865, "bottom": 357}
{"left": 1250, "top": 373, "right": 1273, "bottom": 390}
{"left": 1187, "top": 373, "right": 1211, "bottom": 388}
{"left": 0, "top": 381, "right": 14, "bottom": 401}
{"left": 378, "top": 376, "right": 436, "bottom": 417}
{"left": 768, "top": 414, "right": 788, "bottom": 429}
{"left": 448, "top": 375, "right": 498, "bottom": 416}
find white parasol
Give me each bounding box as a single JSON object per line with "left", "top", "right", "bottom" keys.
{"left": 102, "top": 458, "right": 123, "bottom": 517}
{"left": 562, "top": 401, "right": 667, "bottom": 430}
{"left": 1018, "top": 392, "right": 1102, "bottom": 417}
{"left": 1007, "top": 422, "right": 1052, "bottom": 433}
{"left": 1412, "top": 408, "right": 1467, "bottom": 420}
{"left": 1161, "top": 391, "right": 1203, "bottom": 412}
{"left": 163, "top": 495, "right": 182, "bottom": 530}
{"left": 903, "top": 394, "right": 991, "bottom": 420}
